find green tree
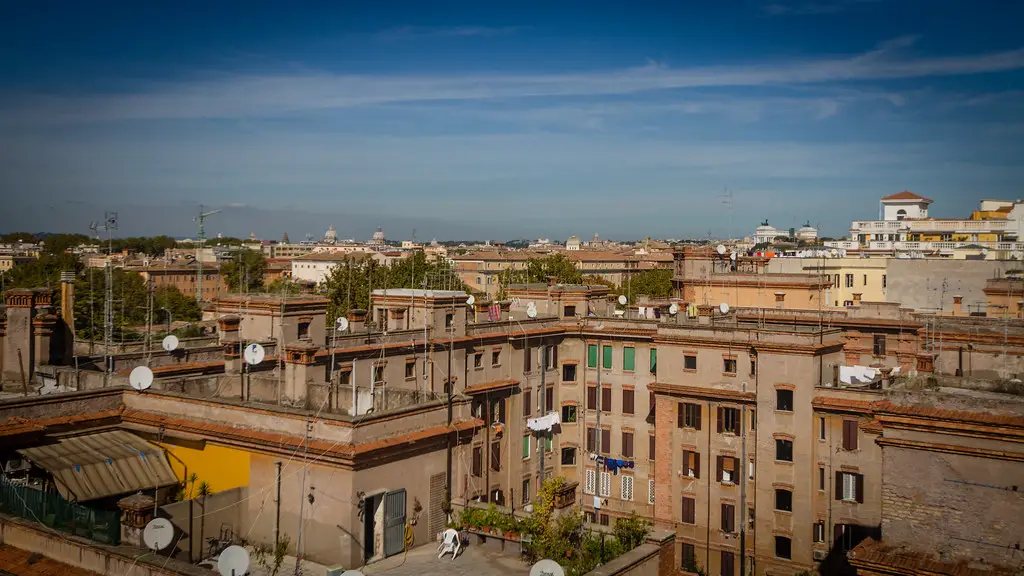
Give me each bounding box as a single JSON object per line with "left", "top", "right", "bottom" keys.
{"left": 620, "top": 268, "right": 672, "bottom": 303}
{"left": 155, "top": 286, "right": 202, "bottom": 326}
{"left": 0, "top": 252, "right": 82, "bottom": 291}
{"left": 73, "top": 268, "right": 149, "bottom": 341}
{"left": 39, "top": 233, "right": 94, "bottom": 255}
{"left": 0, "top": 232, "right": 37, "bottom": 243}
{"left": 110, "top": 236, "right": 178, "bottom": 256}
{"left": 498, "top": 254, "right": 582, "bottom": 298}
{"left": 263, "top": 277, "right": 302, "bottom": 296}
{"left": 221, "top": 249, "right": 266, "bottom": 292}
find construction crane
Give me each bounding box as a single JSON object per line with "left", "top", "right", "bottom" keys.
{"left": 89, "top": 212, "right": 117, "bottom": 388}
{"left": 194, "top": 205, "right": 221, "bottom": 303}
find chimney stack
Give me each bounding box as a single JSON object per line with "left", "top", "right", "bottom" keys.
{"left": 952, "top": 295, "right": 963, "bottom": 316}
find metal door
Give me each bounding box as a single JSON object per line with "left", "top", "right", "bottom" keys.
{"left": 383, "top": 489, "right": 407, "bottom": 558}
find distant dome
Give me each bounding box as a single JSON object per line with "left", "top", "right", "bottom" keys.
{"left": 325, "top": 225, "right": 337, "bottom": 243}
{"left": 371, "top": 227, "right": 386, "bottom": 244}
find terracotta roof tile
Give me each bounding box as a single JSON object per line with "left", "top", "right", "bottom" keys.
{"left": 849, "top": 538, "right": 1014, "bottom": 576}
{"left": 0, "top": 544, "right": 101, "bottom": 576}
{"left": 881, "top": 190, "right": 933, "bottom": 202}
{"left": 463, "top": 379, "right": 520, "bottom": 395}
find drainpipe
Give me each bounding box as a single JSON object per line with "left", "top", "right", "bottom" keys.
{"left": 275, "top": 460, "right": 282, "bottom": 550}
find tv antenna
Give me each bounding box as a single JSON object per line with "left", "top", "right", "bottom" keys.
{"left": 194, "top": 205, "right": 222, "bottom": 303}
{"left": 89, "top": 212, "right": 117, "bottom": 388}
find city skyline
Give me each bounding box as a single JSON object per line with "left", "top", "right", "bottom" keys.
{"left": 1, "top": 1, "right": 1022, "bottom": 238}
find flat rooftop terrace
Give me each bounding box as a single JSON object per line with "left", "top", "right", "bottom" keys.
{"left": 362, "top": 542, "right": 530, "bottom": 576}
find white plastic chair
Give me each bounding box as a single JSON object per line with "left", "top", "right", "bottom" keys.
{"left": 437, "top": 528, "right": 461, "bottom": 560}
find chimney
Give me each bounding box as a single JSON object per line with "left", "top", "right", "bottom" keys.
{"left": 952, "top": 295, "right": 963, "bottom": 316}
{"left": 59, "top": 271, "right": 75, "bottom": 331}
{"left": 348, "top": 308, "right": 368, "bottom": 331}
{"left": 774, "top": 292, "right": 786, "bottom": 309}
{"left": 852, "top": 293, "right": 862, "bottom": 307}
{"left": 697, "top": 304, "right": 713, "bottom": 325}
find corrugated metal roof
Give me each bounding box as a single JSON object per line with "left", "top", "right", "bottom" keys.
{"left": 17, "top": 430, "right": 178, "bottom": 502}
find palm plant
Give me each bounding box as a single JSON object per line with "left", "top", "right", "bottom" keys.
{"left": 196, "top": 480, "right": 213, "bottom": 557}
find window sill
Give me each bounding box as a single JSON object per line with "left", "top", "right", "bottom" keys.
{"left": 474, "top": 367, "right": 484, "bottom": 371}
{"left": 492, "top": 364, "right": 501, "bottom": 368}
{"left": 722, "top": 372, "right": 737, "bottom": 378}
{"left": 404, "top": 376, "right": 416, "bottom": 382}
{"left": 775, "top": 460, "right": 794, "bottom": 465}
{"left": 775, "top": 409, "right": 794, "bottom": 414}
{"left": 683, "top": 369, "right": 697, "bottom": 373}
{"left": 774, "top": 509, "right": 793, "bottom": 515}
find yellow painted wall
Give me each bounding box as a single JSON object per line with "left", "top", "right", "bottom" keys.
{"left": 978, "top": 233, "right": 1000, "bottom": 242}
{"left": 158, "top": 442, "right": 251, "bottom": 493}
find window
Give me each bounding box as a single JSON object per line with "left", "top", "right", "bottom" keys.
{"left": 622, "top": 389, "right": 635, "bottom": 415}
{"left": 524, "top": 390, "right": 532, "bottom": 417}
{"left": 599, "top": 513, "right": 610, "bottom": 526}
{"left": 750, "top": 357, "right": 757, "bottom": 377}
{"left": 748, "top": 459, "right": 755, "bottom": 480}
{"left": 601, "top": 387, "right": 612, "bottom": 413}
{"left": 682, "top": 450, "right": 700, "bottom": 478}
{"left": 873, "top": 334, "right": 886, "bottom": 356}
{"left": 721, "top": 551, "right": 735, "bottom": 576}
{"left": 340, "top": 370, "right": 351, "bottom": 386}
{"left": 775, "top": 489, "right": 792, "bottom": 512}
{"left": 679, "top": 403, "right": 702, "bottom": 429}
{"left": 564, "top": 305, "right": 576, "bottom": 318}
{"left": 562, "top": 363, "right": 577, "bottom": 382}
{"left": 522, "top": 478, "right": 530, "bottom": 505}
{"left": 681, "top": 543, "right": 698, "bottom": 572}
{"left": 819, "top": 417, "right": 826, "bottom": 440}
{"left": 585, "top": 469, "right": 596, "bottom": 494}
{"left": 522, "top": 435, "right": 531, "bottom": 459}
{"left": 599, "top": 471, "right": 611, "bottom": 497}
{"left": 373, "top": 365, "right": 385, "bottom": 385}
{"left": 681, "top": 497, "right": 696, "bottom": 524}
{"left": 684, "top": 355, "right": 697, "bottom": 370}
{"left": 718, "top": 407, "right": 740, "bottom": 435}
{"left": 588, "top": 344, "right": 598, "bottom": 368}
{"left": 492, "top": 399, "right": 506, "bottom": 424}
{"left": 405, "top": 360, "right": 415, "bottom": 379}
{"left": 836, "top": 472, "right": 864, "bottom": 503}
{"left": 490, "top": 441, "right": 501, "bottom": 471}
{"left": 649, "top": 436, "right": 656, "bottom": 460}
{"left": 492, "top": 350, "right": 501, "bottom": 366}
{"left": 775, "top": 536, "right": 792, "bottom": 559}
{"left": 622, "top": 432, "right": 634, "bottom": 458}
{"left": 721, "top": 503, "right": 735, "bottom": 533}
{"left": 650, "top": 348, "right": 657, "bottom": 374}
{"left": 748, "top": 508, "right": 755, "bottom": 530}
{"left": 602, "top": 345, "right": 613, "bottom": 369}
{"left": 882, "top": 274, "right": 887, "bottom": 288}
{"left": 835, "top": 524, "right": 858, "bottom": 552}
{"left": 776, "top": 389, "right": 793, "bottom": 411}
{"left": 601, "top": 429, "right": 611, "bottom": 454}
{"left": 546, "top": 346, "right": 557, "bottom": 370}
{"left": 524, "top": 345, "right": 532, "bottom": 373}
{"left": 775, "top": 439, "right": 793, "bottom": 462}
{"left": 819, "top": 466, "right": 825, "bottom": 491}
{"left": 648, "top": 479, "right": 655, "bottom": 505}
{"left": 587, "top": 386, "right": 597, "bottom": 410}
{"left": 445, "top": 313, "right": 453, "bottom": 328}
{"left": 717, "top": 456, "right": 739, "bottom": 484}
{"left": 623, "top": 347, "right": 635, "bottom": 371}
{"left": 561, "top": 405, "right": 577, "bottom": 423}
{"left": 896, "top": 208, "right": 907, "bottom": 220}
{"left": 621, "top": 475, "right": 634, "bottom": 501}
{"left": 586, "top": 427, "right": 596, "bottom": 451}
{"left": 472, "top": 446, "right": 482, "bottom": 477}
{"left": 845, "top": 274, "right": 854, "bottom": 288}
{"left": 545, "top": 435, "right": 553, "bottom": 453}
{"left": 814, "top": 520, "right": 825, "bottom": 543}
{"left": 298, "top": 321, "right": 310, "bottom": 339}
{"left": 723, "top": 357, "right": 737, "bottom": 374}
{"left": 474, "top": 352, "right": 483, "bottom": 368}
{"left": 561, "top": 447, "right": 576, "bottom": 465}
{"left": 842, "top": 419, "right": 859, "bottom": 450}
{"left": 546, "top": 387, "right": 554, "bottom": 412}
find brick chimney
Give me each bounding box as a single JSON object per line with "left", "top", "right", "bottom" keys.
{"left": 951, "top": 295, "right": 963, "bottom": 316}
{"left": 852, "top": 293, "right": 862, "bottom": 307}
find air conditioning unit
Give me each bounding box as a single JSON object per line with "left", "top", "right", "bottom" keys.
{"left": 813, "top": 549, "right": 827, "bottom": 561}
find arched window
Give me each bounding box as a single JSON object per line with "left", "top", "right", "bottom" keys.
{"left": 896, "top": 209, "right": 907, "bottom": 221}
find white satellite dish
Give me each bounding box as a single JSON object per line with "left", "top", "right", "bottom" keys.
{"left": 719, "top": 302, "right": 730, "bottom": 314}
{"left": 340, "top": 572, "right": 366, "bottom": 576}
{"left": 730, "top": 251, "right": 737, "bottom": 261}
{"left": 336, "top": 317, "right": 349, "bottom": 332}
{"left": 526, "top": 303, "right": 538, "bottom": 319}
{"left": 669, "top": 303, "right": 679, "bottom": 315}
{"left": 244, "top": 343, "right": 265, "bottom": 365}
{"left": 617, "top": 294, "right": 627, "bottom": 306}
{"left": 129, "top": 366, "right": 153, "bottom": 391}
{"left": 716, "top": 244, "right": 726, "bottom": 255}
{"left": 142, "top": 518, "right": 174, "bottom": 551}
{"left": 531, "top": 559, "right": 566, "bottom": 576}
{"left": 217, "top": 545, "right": 250, "bottom": 576}
{"left": 161, "top": 335, "right": 179, "bottom": 352}
{"left": 466, "top": 295, "right": 476, "bottom": 306}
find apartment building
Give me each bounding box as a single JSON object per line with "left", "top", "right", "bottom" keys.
{"left": 131, "top": 262, "right": 231, "bottom": 299}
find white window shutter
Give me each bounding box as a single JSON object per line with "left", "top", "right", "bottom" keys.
{"left": 648, "top": 479, "right": 655, "bottom": 505}
{"left": 585, "top": 469, "right": 596, "bottom": 495}
{"left": 621, "top": 476, "right": 633, "bottom": 501}
{"left": 600, "top": 472, "right": 611, "bottom": 497}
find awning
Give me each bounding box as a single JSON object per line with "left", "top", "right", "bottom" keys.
{"left": 17, "top": 430, "right": 178, "bottom": 502}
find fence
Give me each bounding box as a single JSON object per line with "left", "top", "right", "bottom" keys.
{"left": 0, "top": 478, "right": 120, "bottom": 545}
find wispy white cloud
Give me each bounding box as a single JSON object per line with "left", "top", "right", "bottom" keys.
{"left": 0, "top": 37, "right": 1020, "bottom": 124}
{"left": 762, "top": 0, "right": 882, "bottom": 16}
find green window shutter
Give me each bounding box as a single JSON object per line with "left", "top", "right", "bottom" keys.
{"left": 523, "top": 435, "right": 530, "bottom": 459}
{"left": 546, "top": 436, "right": 553, "bottom": 451}
{"left": 588, "top": 344, "right": 598, "bottom": 368}
{"left": 650, "top": 348, "right": 658, "bottom": 374}
{"left": 602, "top": 345, "right": 613, "bottom": 369}
{"left": 623, "top": 347, "right": 635, "bottom": 371}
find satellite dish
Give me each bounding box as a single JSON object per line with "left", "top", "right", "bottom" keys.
{"left": 244, "top": 343, "right": 265, "bottom": 365}
{"left": 669, "top": 303, "right": 679, "bottom": 315}
{"left": 526, "top": 303, "right": 538, "bottom": 318}
{"left": 719, "top": 302, "right": 730, "bottom": 314}
{"left": 466, "top": 295, "right": 476, "bottom": 306}
{"left": 730, "top": 252, "right": 737, "bottom": 261}
{"left": 340, "top": 572, "right": 366, "bottom": 576}
{"left": 336, "top": 317, "right": 349, "bottom": 332}
{"left": 716, "top": 244, "right": 726, "bottom": 255}
{"left": 617, "top": 295, "right": 627, "bottom": 306}
{"left": 217, "top": 545, "right": 250, "bottom": 576}
{"left": 531, "top": 559, "right": 566, "bottom": 576}
{"left": 161, "top": 335, "right": 179, "bottom": 352}
{"left": 142, "top": 518, "right": 174, "bottom": 551}
{"left": 129, "top": 366, "right": 153, "bottom": 391}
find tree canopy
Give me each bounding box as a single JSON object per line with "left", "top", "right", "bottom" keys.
{"left": 220, "top": 249, "right": 267, "bottom": 292}
{"left": 497, "top": 254, "right": 582, "bottom": 298}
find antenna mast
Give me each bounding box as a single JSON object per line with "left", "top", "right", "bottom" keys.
{"left": 89, "top": 212, "right": 117, "bottom": 388}
{"left": 194, "top": 205, "right": 222, "bottom": 303}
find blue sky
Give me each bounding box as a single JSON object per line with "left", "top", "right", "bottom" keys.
{"left": 1, "top": 0, "right": 1022, "bottom": 241}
